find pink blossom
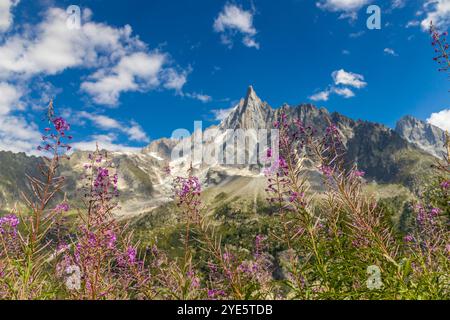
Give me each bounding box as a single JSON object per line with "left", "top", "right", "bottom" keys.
{"left": 53, "top": 202, "right": 70, "bottom": 213}
{"left": 52, "top": 117, "right": 70, "bottom": 134}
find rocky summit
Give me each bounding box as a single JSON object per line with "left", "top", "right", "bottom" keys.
{"left": 395, "top": 115, "right": 446, "bottom": 158}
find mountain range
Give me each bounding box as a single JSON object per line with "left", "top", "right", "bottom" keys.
{"left": 0, "top": 86, "right": 445, "bottom": 216}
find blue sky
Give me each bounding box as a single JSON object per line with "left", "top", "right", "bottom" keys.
{"left": 0, "top": 0, "right": 448, "bottom": 154}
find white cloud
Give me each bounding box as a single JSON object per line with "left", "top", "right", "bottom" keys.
{"left": 126, "top": 121, "right": 149, "bottom": 142}
{"left": 392, "top": 0, "right": 406, "bottom": 9}
{"left": 317, "top": 0, "right": 371, "bottom": 11}
{"left": 309, "top": 90, "right": 331, "bottom": 102}
{"left": 342, "top": 49, "right": 351, "bottom": 55}
{"left": 421, "top": 0, "right": 450, "bottom": 30}
{"left": 309, "top": 87, "right": 354, "bottom": 101}
{"left": 0, "top": 7, "right": 188, "bottom": 106}
{"left": 78, "top": 111, "right": 121, "bottom": 129}
{"left": 0, "top": 115, "right": 41, "bottom": 154}
{"left": 185, "top": 92, "right": 212, "bottom": 103}
{"left": 80, "top": 52, "right": 184, "bottom": 106}
{"left": 309, "top": 69, "right": 367, "bottom": 102}
{"left": 242, "top": 35, "right": 260, "bottom": 49}
{"left": 0, "top": 0, "right": 19, "bottom": 32}
{"left": 332, "top": 69, "right": 367, "bottom": 88}
{"left": 0, "top": 8, "right": 134, "bottom": 78}
{"left": 213, "top": 4, "right": 259, "bottom": 49}
{"left": 317, "top": 0, "right": 371, "bottom": 19}
{"left": 384, "top": 47, "right": 399, "bottom": 56}
{"left": 212, "top": 107, "right": 236, "bottom": 121}
{"left": 427, "top": 109, "right": 450, "bottom": 131}
{"left": 161, "top": 68, "right": 189, "bottom": 92}
{"left": 406, "top": 20, "right": 420, "bottom": 28}
{"left": 77, "top": 111, "right": 149, "bottom": 143}
{"left": 349, "top": 30, "right": 365, "bottom": 38}
{"left": 0, "top": 82, "right": 21, "bottom": 114}
{"left": 333, "top": 87, "right": 355, "bottom": 98}
{"left": 72, "top": 134, "right": 141, "bottom": 153}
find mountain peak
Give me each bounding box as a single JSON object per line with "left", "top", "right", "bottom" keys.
{"left": 242, "top": 85, "right": 261, "bottom": 110}
{"left": 219, "top": 86, "right": 271, "bottom": 130}
{"left": 245, "top": 85, "right": 257, "bottom": 102}
{"left": 395, "top": 115, "right": 445, "bottom": 158}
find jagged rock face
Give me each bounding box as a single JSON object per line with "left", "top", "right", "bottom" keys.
{"left": 219, "top": 86, "right": 273, "bottom": 130}
{"left": 219, "top": 86, "right": 353, "bottom": 139}
{"left": 345, "top": 122, "right": 410, "bottom": 182}
{"left": 395, "top": 115, "right": 446, "bottom": 158}
{"left": 142, "top": 138, "right": 178, "bottom": 161}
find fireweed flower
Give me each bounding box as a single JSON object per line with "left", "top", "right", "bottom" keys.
{"left": 207, "top": 289, "right": 226, "bottom": 299}
{"left": 105, "top": 230, "right": 117, "bottom": 249}
{"left": 351, "top": 170, "right": 366, "bottom": 178}
{"left": 174, "top": 175, "right": 203, "bottom": 224}
{"left": 264, "top": 114, "right": 314, "bottom": 209}
{"left": 0, "top": 214, "right": 19, "bottom": 236}
{"left": 320, "top": 165, "right": 333, "bottom": 177}
{"left": 53, "top": 202, "right": 70, "bottom": 213}
{"left": 222, "top": 252, "right": 234, "bottom": 263}
{"left": 87, "top": 161, "right": 120, "bottom": 207}
{"left": 263, "top": 157, "right": 287, "bottom": 177}
{"left": 53, "top": 117, "right": 70, "bottom": 134}
{"left": 175, "top": 176, "right": 202, "bottom": 199}
{"left": 416, "top": 204, "right": 440, "bottom": 228}
{"left": 207, "top": 261, "right": 218, "bottom": 273}
{"left": 440, "top": 180, "right": 450, "bottom": 190}
{"left": 38, "top": 114, "right": 72, "bottom": 157}
{"left": 126, "top": 247, "right": 137, "bottom": 264}
{"left": 187, "top": 270, "right": 201, "bottom": 289}
{"left": 430, "top": 22, "right": 450, "bottom": 74}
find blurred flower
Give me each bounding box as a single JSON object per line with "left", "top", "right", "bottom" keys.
{"left": 53, "top": 202, "right": 70, "bottom": 213}
{"left": 0, "top": 214, "right": 19, "bottom": 236}
{"left": 53, "top": 117, "right": 70, "bottom": 134}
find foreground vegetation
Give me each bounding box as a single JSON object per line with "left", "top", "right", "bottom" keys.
{"left": 0, "top": 100, "right": 448, "bottom": 300}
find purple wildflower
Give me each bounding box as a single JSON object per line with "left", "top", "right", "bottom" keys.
{"left": 52, "top": 117, "right": 70, "bottom": 134}
{"left": 352, "top": 170, "right": 365, "bottom": 178}
{"left": 126, "top": 246, "right": 137, "bottom": 264}
{"left": 320, "top": 165, "right": 333, "bottom": 177}
{"left": 53, "top": 202, "right": 70, "bottom": 213}
{"left": 105, "top": 230, "right": 117, "bottom": 249}
{"left": 0, "top": 214, "right": 19, "bottom": 235}
{"left": 175, "top": 176, "right": 202, "bottom": 203}
{"left": 208, "top": 289, "right": 226, "bottom": 299}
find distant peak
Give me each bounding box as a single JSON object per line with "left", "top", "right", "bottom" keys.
{"left": 245, "top": 85, "right": 258, "bottom": 102}
{"left": 399, "top": 115, "right": 418, "bottom": 122}
{"left": 218, "top": 85, "right": 271, "bottom": 130}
